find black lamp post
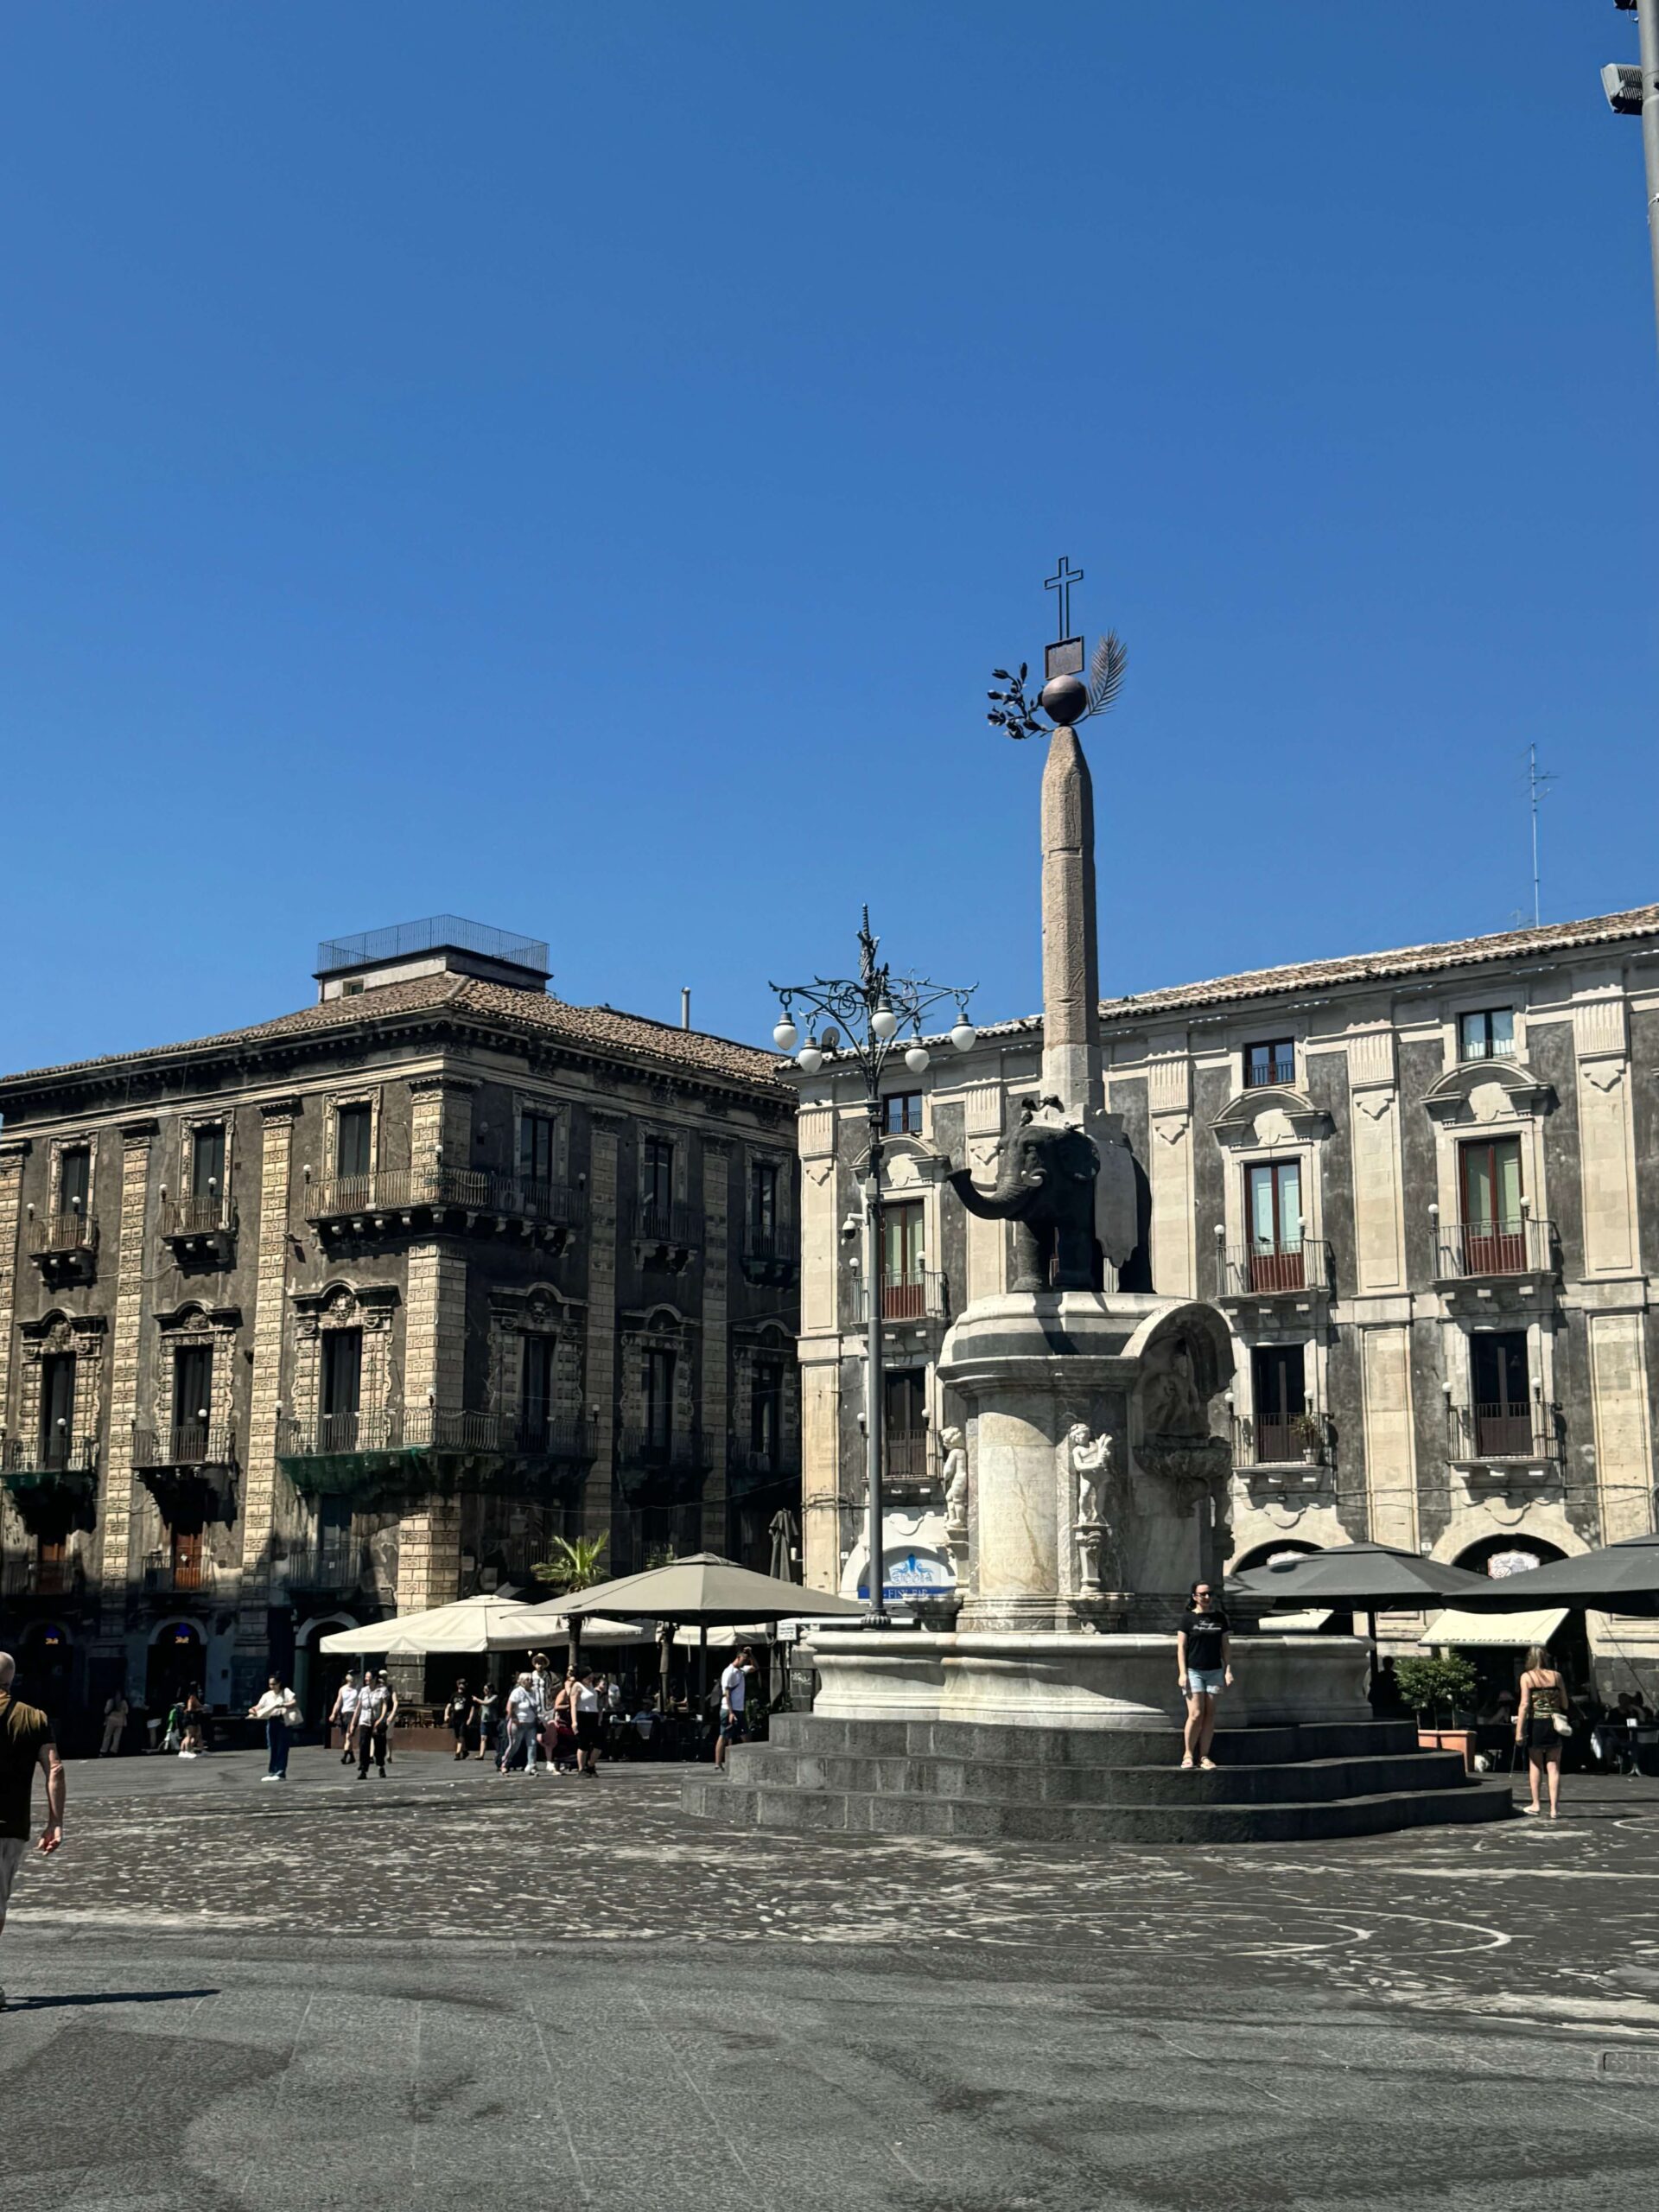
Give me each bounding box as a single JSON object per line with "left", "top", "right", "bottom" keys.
{"left": 771, "top": 910, "right": 976, "bottom": 1628}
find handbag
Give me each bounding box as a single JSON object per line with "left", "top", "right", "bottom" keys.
{"left": 1551, "top": 1713, "right": 1573, "bottom": 1738}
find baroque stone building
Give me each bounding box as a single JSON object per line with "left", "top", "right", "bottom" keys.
{"left": 0, "top": 918, "right": 798, "bottom": 1724}
{"left": 796, "top": 904, "right": 1659, "bottom": 1694}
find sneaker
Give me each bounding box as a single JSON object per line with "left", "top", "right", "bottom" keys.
{"left": 260, "top": 1774, "right": 282, "bottom": 1784}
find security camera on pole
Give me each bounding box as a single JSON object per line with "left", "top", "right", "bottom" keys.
{"left": 770, "top": 917, "right": 977, "bottom": 1627}
{"left": 1603, "top": 0, "right": 1659, "bottom": 363}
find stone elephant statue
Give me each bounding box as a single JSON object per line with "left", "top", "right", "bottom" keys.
{"left": 948, "top": 1107, "right": 1101, "bottom": 1293}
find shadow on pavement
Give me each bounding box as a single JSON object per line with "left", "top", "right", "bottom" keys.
{"left": 7, "top": 1987, "right": 219, "bottom": 2012}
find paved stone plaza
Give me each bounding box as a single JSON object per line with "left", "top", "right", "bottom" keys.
{"left": 1, "top": 1752, "right": 1658, "bottom": 2210}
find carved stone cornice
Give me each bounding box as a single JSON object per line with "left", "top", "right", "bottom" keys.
{"left": 1210, "top": 1086, "right": 1332, "bottom": 1151}
{"left": 1421, "top": 1059, "right": 1554, "bottom": 1126}
{"left": 259, "top": 1095, "right": 307, "bottom": 1122}
{"left": 0, "top": 1137, "right": 31, "bottom": 1166}
{"left": 120, "top": 1118, "right": 162, "bottom": 1144}
{"left": 406, "top": 1072, "right": 478, "bottom": 1096}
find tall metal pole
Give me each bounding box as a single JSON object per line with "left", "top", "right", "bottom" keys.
{"left": 862, "top": 1091, "right": 888, "bottom": 1630}
{"left": 1640, "top": 0, "right": 1659, "bottom": 360}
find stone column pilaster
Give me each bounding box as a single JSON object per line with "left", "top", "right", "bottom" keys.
{"left": 0, "top": 1141, "right": 29, "bottom": 1577}
{"left": 232, "top": 1097, "right": 303, "bottom": 1700}
{"left": 396, "top": 1240, "right": 469, "bottom": 1615}
{"left": 584, "top": 1114, "right": 624, "bottom": 1554}
{"left": 700, "top": 1138, "right": 731, "bottom": 1554}
{"left": 99, "top": 1121, "right": 159, "bottom": 1661}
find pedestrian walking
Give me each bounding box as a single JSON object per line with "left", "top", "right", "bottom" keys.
{"left": 1516, "top": 1644, "right": 1573, "bottom": 1819}
{"left": 356, "top": 1672, "right": 394, "bottom": 1777}
{"left": 445, "top": 1680, "right": 475, "bottom": 1760}
{"left": 248, "top": 1676, "right": 301, "bottom": 1782}
{"left": 328, "top": 1670, "right": 362, "bottom": 1764}
{"left": 505, "top": 1674, "right": 541, "bottom": 1775}
{"left": 475, "top": 1686, "right": 499, "bottom": 1761}
{"left": 714, "top": 1646, "right": 757, "bottom": 1772}
{"left": 549, "top": 1671, "right": 578, "bottom": 1771}
{"left": 0, "top": 1652, "right": 64, "bottom": 2013}
{"left": 181, "top": 1688, "right": 208, "bottom": 1758}
{"left": 99, "top": 1691, "right": 129, "bottom": 1758}
{"left": 162, "top": 1700, "right": 184, "bottom": 1754}
{"left": 1176, "top": 1580, "right": 1233, "bottom": 1770}
{"left": 574, "top": 1669, "right": 602, "bottom": 1776}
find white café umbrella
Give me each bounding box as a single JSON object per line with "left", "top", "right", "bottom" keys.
{"left": 319, "top": 1589, "right": 537, "bottom": 1657}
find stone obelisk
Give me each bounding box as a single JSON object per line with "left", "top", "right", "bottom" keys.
{"left": 1039, "top": 724, "right": 1101, "bottom": 1126}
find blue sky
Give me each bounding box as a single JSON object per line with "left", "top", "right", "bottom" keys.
{"left": 2, "top": 3, "right": 1655, "bottom": 1072}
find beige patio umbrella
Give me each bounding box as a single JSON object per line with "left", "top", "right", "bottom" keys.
{"left": 319, "top": 1588, "right": 537, "bottom": 1657}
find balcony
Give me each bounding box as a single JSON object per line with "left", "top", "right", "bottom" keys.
{"left": 627, "top": 1199, "right": 701, "bottom": 1272}
{"left": 1449, "top": 1402, "right": 1561, "bottom": 1498}
{"left": 1244, "top": 1055, "right": 1296, "bottom": 1090}
{"left": 161, "top": 1195, "right": 237, "bottom": 1268}
{"left": 280, "top": 1535, "right": 372, "bottom": 1605}
{"left": 26, "top": 1210, "right": 98, "bottom": 1287}
{"left": 1432, "top": 1213, "right": 1557, "bottom": 1316}
{"left": 1, "top": 1437, "right": 99, "bottom": 1528}
{"left": 138, "top": 1550, "right": 220, "bottom": 1599}
{"left": 1217, "top": 1237, "right": 1329, "bottom": 1300}
{"left": 1, "top": 1554, "right": 88, "bottom": 1603}
{"left": 855, "top": 1271, "right": 951, "bottom": 1334}
{"left": 307, "top": 1168, "right": 585, "bottom": 1253}
{"left": 883, "top": 1428, "right": 939, "bottom": 1502}
{"left": 132, "top": 1425, "right": 238, "bottom": 1521}
{"left": 617, "top": 1433, "right": 714, "bottom": 1501}
{"left": 740, "top": 1224, "right": 798, "bottom": 1289}
{"left": 276, "top": 1407, "right": 597, "bottom": 1504}
{"left": 1231, "top": 1414, "right": 1330, "bottom": 1499}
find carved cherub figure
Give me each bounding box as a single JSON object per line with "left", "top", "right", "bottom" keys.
{"left": 940, "top": 1426, "right": 969, "bottom": 1538}
{"left": 1065, "top": 1422, "right": 1115, "bottom": 1523}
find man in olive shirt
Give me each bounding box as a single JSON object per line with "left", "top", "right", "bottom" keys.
{"left": 0, "top": 1649, "right": 65, "bottom": 2012}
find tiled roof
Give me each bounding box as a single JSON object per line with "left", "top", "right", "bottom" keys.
{"left": 953, "top": 901, "right": 1659, "bottom": 1041}
{"left": 0, "top": 972, "right": 787, "bottom": 1096}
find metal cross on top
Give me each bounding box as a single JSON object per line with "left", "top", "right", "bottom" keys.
{"left": 1045, "top": 555, "right": 1084, "bottom": 642}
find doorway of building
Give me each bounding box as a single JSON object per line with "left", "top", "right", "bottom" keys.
{"left": 146, "top": 1620, "right": 207, "bottom": 1715}
{"left": 1451, "top": 1535, "right": 1586, "bottom": 1710}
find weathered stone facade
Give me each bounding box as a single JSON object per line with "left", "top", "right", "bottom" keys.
{"left": 796, "top": 904, "right": 1659, "bottom": 1696}
{"left": 0, "top": 925, "right": 798, "bottom": 1728}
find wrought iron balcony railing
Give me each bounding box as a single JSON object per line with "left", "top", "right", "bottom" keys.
{"left": 1, "top": 1436, "right": 99, "bottom": 1494}
{"left": 1217, "top": 1238, "right": 1329, "bottom": 1300}
{"left": 28, "top": 1211, "right": 98, "bottom": 1256}
{"left": 729, "top": 1440, "right": 803, "bottom": 1484}
{"left": 307, "top": 1168, "right": 586, "bottom": 1236}
{"left": 162, "top": 1195, "right": 237, "bottom": 1237}
{"left": 1433, "top": 1215, "right": 1555, "bottom": 1281}
{"left": 740, "top": 1224, "right": 798, "bottom": 1283}
{"left": 883, "top": 1429, "right": 938, "bottom": 1487}
{"left": 132, "top": 1424, "right": 238, "bottom": 1471}
{"left": 139, "top": 1551, "right": 217, "bottom": 1596}
{"left": 276, "top": 1407, "right": 597, "bottom": 1502}
{"left": 281, "top": 1535, "right": 372, "bottom": 1597}
{"left": 1243, "top": 1056, "right": 1296, "bottom": 1090}
{"left": 1250, "top": 1417, "right": 1322, "bottom": 1467}
{"left": 627, "top": 1199, "right": 702, "bottom": 1249}
{"left": 1, "top": 1555, "right": 86, "bottom": 1599}
{"left": 1451, "top": 1402, "right": 1560, "bottom": 1464}
{"left": 856, "top": 1270, "right": 950, "bottom": 1326}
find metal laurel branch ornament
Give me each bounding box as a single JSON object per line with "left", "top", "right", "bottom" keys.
{"left": 987, "top": 631, "right": 1128, "bottom": 740}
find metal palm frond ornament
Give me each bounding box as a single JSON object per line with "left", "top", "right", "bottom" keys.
{"left": 987, "top": 555, "right": 1128, "bottom": 737}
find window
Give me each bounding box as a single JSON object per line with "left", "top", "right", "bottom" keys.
{"left": 320, "top": 1330, "right": 362, "bottom": 1447}
{"left": 882, "top": 1093, "right": 923, "bottom": 1135}
{"left": 190, "top": 1123, "right": 226, "bottom": 1204}
{"left": 642, "top": 1136, "right": 675, "bottom": 1219}
{"left": 335, "top": 1103, "right": 372, "bottom": 1182}
{"left": 1244, "top": 1039, "right": 1295, "bottom": 1090}
{"left": 1459, "top": 1136, "right": 1524, "bottom": 1271}
{"left": 173, "top": 1344, "right": 213, "bottom": 1450}
{"left": 520, "top": 1335, "right": 555, "bottom": 1448}
{"left": 1252, "top": 1344, "right": 1306, "bottom": 1464}
{"left": 40, "top": 1352, "right": 75, "bottom": 1465}
{"left": 749, "top": 1159, "right": 779, "bottom": 1241}
{"left": 59, "top": 1146, "right": 90, "bottom": 1216}
{"left": 881, "top": 1201, "right": 926, "bottom": 1319}
{"left": 750, "top": 1366, "right": 782, "bottom": 1462}
{"left": 170, "top": 1528, "right": 206, "bottom": 1592}
{"left": 883, "top": 1370, "right": 927, "bottom": 1482}
{"left": 1471, "top": 1331, "right": 1531, "bottom": 1456}
{"left": 1459, "top": 1008, "right": 1516, "bottom": 1064}
{"left": 519, "top": 1110, "right": 557, "bottom": 1187}
{"left": 644, "top": 1348, "right": 675, "bottom": 1452}
{"left": 1244, "top": 1160, "right": 1304, "bottom": 1289}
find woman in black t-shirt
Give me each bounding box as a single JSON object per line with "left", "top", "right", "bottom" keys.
{"left": 1176, "top": 1581, "right": 1233, "bottom": 1770}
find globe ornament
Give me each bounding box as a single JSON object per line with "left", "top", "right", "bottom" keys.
{"left": 1039, "top": 672, "right": 1088, "bottom": 727}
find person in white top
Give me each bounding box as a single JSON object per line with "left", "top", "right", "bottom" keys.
{"left": 505, "top": 1675, "right": 542, "bottom": 1776}
{"left": 247, "top": 1677, "right": 300, "bottom": 1782}
{"left": 714, "top": 1646, "right": 757, "bottom": 1772}
{"left": 99, "top": 1694, "right": 129, "bottom": 1758}
{"left": 355, "top": 1674, "right": 396, "bottom": 1777}
{"left": 327, "top": 1671, "right": 361, "bottom": 1766}
{"left": 573, "top": 1671, "right": 602, "bottom": 1776}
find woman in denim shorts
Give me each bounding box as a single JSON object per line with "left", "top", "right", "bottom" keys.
{"left": 1176, "top": 1581, "right": 1233, "bottom": 1770}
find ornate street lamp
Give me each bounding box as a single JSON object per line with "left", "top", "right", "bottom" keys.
{"left": 771, "top": 908, "right": 976, "bottom": 1628}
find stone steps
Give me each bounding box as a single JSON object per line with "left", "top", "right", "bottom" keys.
{"left": 730, "top": 1743, "right": 1472, "bottom": 1808}
{"left": 682, "top": 1770, "right": 1513, "bottom": 1847}
{"left": 764, "top": 1712, "right": 1423, "bottom": 1768}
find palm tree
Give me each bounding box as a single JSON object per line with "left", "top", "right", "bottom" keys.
{"left": 531, "top": 1533, "right": 608, "bottom": 1593}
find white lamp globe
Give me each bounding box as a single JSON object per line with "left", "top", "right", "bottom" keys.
{"left": 905, "top": 1043, "right": 931, "bottom": 1074}
{"left": 772, "top": 1016, "right": 798, "bottom": 1052}
{"left": 950, "top": 1020, "right": 977, "bottom": 1054}
{"left": 796, "top": 1043, "right": 824, "bottom": 1076}
{"left": 870, "top": 1003, "right": 899, "bottom": 1042}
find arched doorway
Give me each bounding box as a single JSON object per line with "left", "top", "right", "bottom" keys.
{"left": 1450, "top": 1535, "right": 1589, "bottom": 1709}
{"left": 147, "top": 1620, "right": 206, "bottom": 1717}
{"left": 19, "top": 1622, "right": 73, "bottom": 1719}
{"left": 295, "top": 1613, "right": 358, "bottom": 1725}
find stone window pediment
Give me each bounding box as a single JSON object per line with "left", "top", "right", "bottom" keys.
{"left": 1422, "top": 1058, "right": 1553, "bottom": 1127}
{"left": 1211, "top": 1087, "right": 1332, "bottom": 1152}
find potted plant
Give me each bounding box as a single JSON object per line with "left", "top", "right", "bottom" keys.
{"left": 1290, "top": 1411, "right": 1324, "bottom": 1466}
{"left": 1395, "top": 1653, "right": 1479, "bottom": 1769}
